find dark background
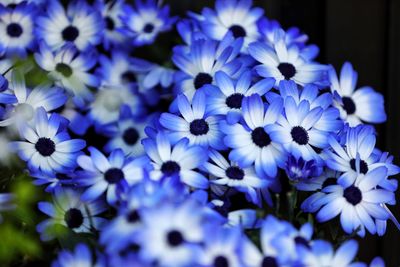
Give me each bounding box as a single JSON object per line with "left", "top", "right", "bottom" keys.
{"left": 167, "top": 0, "right": 400, "bottom": 265}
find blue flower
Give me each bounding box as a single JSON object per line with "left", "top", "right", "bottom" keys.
{"left": 204, "top": 149, "right": 270, "bottom": 206}
{"left": 36, "top": 1, "right": 104, "bottom": 51}
{"left": 329, "top": 62, "right": 386, "bottom": 126}
{"left": 37, "top": 187, "right": 107, "bottom": 241}
{"left": 10, "top": 107, "right": 86, "bottom": 175}
{"left": 76, "top": 147, "right": 149, "bottom": 205}
{"left": 285, "top": 155, "right": 322, "bottom": 183}
{"left": 296, "top": 239, "right": 366, "bottom": 267}
{"left": 0, "top": 70, "right": 67, "bottom": 126}
{"left": 172, "top": 35, "right": 243, "bottom": 100}
{"left": 221, "top": 94, "right": 286, "bottom": 177}
{"left": 142, "top": 132, "right": 209, "bottom": 189}
{"left": 205, "top": 70, "right": 275, "bottom": 124}
{"left": 248, "top": 29, "right": 329, "bottom": 87}
{"left": 195, "top": 0, "right": 264, "bottom": 48}
{"left": 0, "top": 2, "right": 37, "bottom": 57}
{"left": 52, "top": 243, "right": 95, "bottom": 267}
{"left": 34, "top": 43, "right": 99, "bottom": 101}
{"left": 307, "top": 166, "right": 394, "bottom": 237}
{"left": 160, "top": 91, "right": 225, "bottom": 150}
{"left": 31, "top": 172, "right": 73, "bottom": 193}
{"left": 120, "top": 0, "right": 175, "bottom": 46}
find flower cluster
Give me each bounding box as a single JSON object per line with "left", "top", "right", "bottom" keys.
{"left": 0, "top": 0, "right": 396, "bottom": 266}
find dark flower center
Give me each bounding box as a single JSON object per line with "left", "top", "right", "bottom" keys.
{"left": 214, "top": 255, "right": 229, "bottom": 267}
{"left": 225, "top": 166, "right": 245, "bottom": 180}
{"left": 229, "top": 25, "right": 246, "bottom": 38}
{"left": 35, "top": 137, "right": 56, "bottom": 157}
{"left": 7, "top": 23, "right": 23, "bottom": 37}
{"left": 291, "top": 126, "right": 309, "bottom": 145}
{"left": 194, "top": 72, "right": 213, "bottom": 89}
{"left": 278, "top": 63, "right": 296, "bottom": 80}
{"left": 105, "top": 16, "right": 115, "bottom": 31}
{"left": 294, "top": 236, "right": 310, "bottom": 248}
{"left": 161, "top": 161, "right": 181, "bottom": 176}
{"left": 322, "top": 177, "right": 337, "bottom": 188}
{"left": 126, "top": 210, "right": 141, "bottom": 223}
{"left": 122, "top": 127, "right": 139, "bottom": 145}
{"left": 55, "top": 63, "right": 73, "bottom": 78}
{"left": 251, "top": 127, "right": 271, "bottom": 148}
{"left": 166, "top": 230, "right": 184, "bottom": 247}
{"left": 349, "top": 159, "right": 369, "bottom": 174}
{"left": 342, "top": 96, "right": 356, "bottom": 115}
{"left": 62, "top": 25, "right": 79, "bottom": 42}
{"left": 261, "top": 256, "right": 278, "bottom": 267}
{"left": 121, "top": 70, "right": 137, "bottom": 84}
{"left": 225, "top": 93, "right": 244, "bottom": 109}
{"left": 104, "top": 168, "right": 125, "bottom": 184}
{"left": 64, "top": 208, "right": 84, "bottom": 229}
{"left": 190, "top": 119, "right": 209, "bottom": 135}
{"left": 343, "top": 185, "right": 362, "bottom": 205}
{"left": 143, "top": 23, "right": 155, "bottom": 33}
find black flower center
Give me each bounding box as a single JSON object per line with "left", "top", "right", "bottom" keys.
{"left": 225, "top": 93, "right": 244, "bottom": 109}
{"left": 166, "top": 230, "right": 184, "bottom": 247}
{"left": 126, "top": 210, "right": 141, "bottom": 223}
{"left": 122, "top": 127, "right": 139, "bottom": 145}
{"left": 229, "top": 25, "right": 246, "bottom": 38}
{"left": 143, "top": 23, "right": 155, "bottom": 33}
{"left": 105, "top": 16, "right": 115, "bottom": 31}
{"left": 322, "top": 177, "right": 337, "bottom": 188}
{"left": 190, "top": 119, "right": 209, "bottom": 136}
{"left": 62, "top": 25, "right": 79, "bottom": 42}
{"left": 349, "top": 159, "right": 369, "bottom": 174}
{"left": 121, "top": 70, "right": 137, "bottom": 84}
{"left": 35, "top": 137, "right": 56, "bottom": 157}
{"left": 342, "top": 96, "right": 356, "bottom": 115}
{"left": 55, "top": 63, "right": 73, "bottom": 78}
{"left": 64, "top": 208, "right": 84, "bottom": 229}
{"left": 161, "top": 161, "right": 181, "bottom": 176}
{"left": 214, "top": 255, "right": 229, "bottom": 267}
{"left": 278, "top": 62, "right": 296, "bottom": 80}
{"left": 225, "top": 166, "right": 244, "bottom": 180}
{"left": 343, "top": 185, "right": 362, "bottom": 205}
{"left": 294, "top": 236, "right": 310, "bottom": 248}
{"left": 291, "top": 126, "right": 309, "bottom": 145}
{"left": 6, "top": 23, "right": 23, "bottom": 37}
{"left": 194, "top": 72, "right": 213, "bottom": 89}
{"left": 261, "top": 256, "right": 278, "bottom": 267}
{"left": 104, "top": 168, "right": 124, "bottom": 184}
{"left": 251, "top": 127, "right": 271, "bottom": 147}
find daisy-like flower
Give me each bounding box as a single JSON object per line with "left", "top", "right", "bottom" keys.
{"left": 120, "top": 0, "right": 176, "bottom": 46}
{"left": 76, "top": 147, "right": 149, "bottom": 205}
{"left": 221, "top": 94, "right": 286, "bottom": 178}
{"left": 284, "top": 155, "right": 322, "bottom": 183}
{"left": 248, "top": 29, "right": 329, "bottom": 87}
{"left": 308, "top": 166, "right": 394, "bottom": 237}
{"left": 172, "top": 35, "right": 243, "bottom": 100}
{"left": 204, "top": 149, "right": 270, "bottom": 205}
{"left": 10, "top": 107, "right": 86, "bottom": 175}
{"left": 329, "top": 62, "right": 386, "bottom": 126}
{"left": 95, "top": 0, "right": 126, "bottom": 49}
{"left": 35, "top": 1, "right": 104, "bottom": 51}
{"left": 0, "top": 2, "right": 37, "bottom": 57}
{"left": 142, "top": 132, "right": 209, "bottom": 189}
{"left": 37, "top": 188, "right": 107, "bottom": 241}
{"left": 266, "top": 93, "right": 342, "bottom": 162}
{"left": 0, "top": 70, "right": 67, "bottom": 126}
{"left": 195, "top": 0, "right": 264, "bottom": 49}
{"left": 160, "top": 91, "right": 225, "bottom": 150}
{"left": 205, "top": 70, "right": 275, "bottom": 124}
{"left": 52, "top": 243, "right": 94, "bottom": 267}
{"left": 34, "top": 43, "right": 99, "bottom": 101}
{"left": 296, "top": 239, "right": 366, "bottom": 267}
